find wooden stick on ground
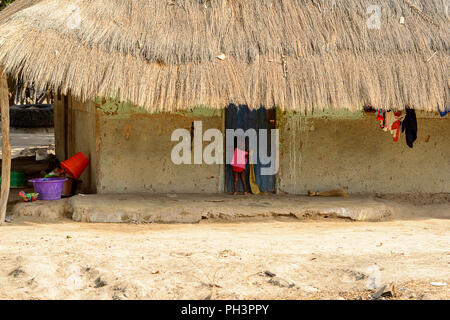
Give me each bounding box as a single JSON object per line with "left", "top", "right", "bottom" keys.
{"left": 308, "top": 189, "right": 349, "bottom": 197}
{"left": 0, "top": 68, "right": 11, "bottom": 225}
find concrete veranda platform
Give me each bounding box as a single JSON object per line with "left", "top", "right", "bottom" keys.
{"left": 10, "top": 193, "right": 450, "bottom": 223}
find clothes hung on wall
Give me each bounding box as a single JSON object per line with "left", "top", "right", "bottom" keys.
{"left": 402, "top": 108, "right": 418, "bottom": 148}
{"left": 383, "top": 111, "right": 406, "bottom": 142}
{"left": 375, "top": 108, "right": 418, "bottom": 148}
{"left": 376, "top": 109, "right": 386, "bottom": 129}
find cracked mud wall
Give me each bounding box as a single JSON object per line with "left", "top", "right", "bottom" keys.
{"left": 95, "top": 99, "right": 224, "bottom": 193}
{"left": 278, "top": 111, "right": 450, "bottom": 194}
{"left": 58, "top": 97, "right": 449, "bottom": 195}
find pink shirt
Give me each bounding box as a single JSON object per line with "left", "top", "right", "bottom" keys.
{"left": 230, "top": 148, "right": 248, "bottom": 169}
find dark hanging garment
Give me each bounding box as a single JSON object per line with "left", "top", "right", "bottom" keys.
{"left": 401, "top": 108, "right": 417, "bottom": 148}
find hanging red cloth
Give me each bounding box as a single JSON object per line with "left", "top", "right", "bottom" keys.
{"left": 383, "top": 111, "right": 405, "bottom": 142}
{"left": 391, "top": 120, "right": 401, "bottom": 142}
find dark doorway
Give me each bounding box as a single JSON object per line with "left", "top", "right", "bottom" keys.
{"left": 225, "top": 105, "right": 276, "bottom": 193}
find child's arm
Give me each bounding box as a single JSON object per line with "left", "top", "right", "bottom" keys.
{"left": 248, "top": 149, "right": 254, "bottom": 163}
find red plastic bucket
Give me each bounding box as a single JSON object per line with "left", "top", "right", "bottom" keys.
{"left": 61, "top": 152, "right": 89, "bottom": 180}
{"left": 29, "top": 178, "right": 68, "bottom": 201}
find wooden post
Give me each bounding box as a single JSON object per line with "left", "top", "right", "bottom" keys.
{"left": 0, "top": 68, "right": 11, "bottom": 225}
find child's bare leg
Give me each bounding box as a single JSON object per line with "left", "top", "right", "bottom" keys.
{"left": 233, "top": 171, "right": 238, "bottom": 195}
{"left": 240, "top": 171, "right": 248, "bottom": 195}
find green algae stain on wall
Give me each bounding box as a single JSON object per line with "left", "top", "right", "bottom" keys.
{"left": 278, "top": 108, "right": 365, "bottom": 146}
{"left": 95, "top": 97, "right": 147, "bottom": 118}
{"left": 172, "top": 105, "right": 222, "bottom": 117}
{"left": 282, "top": 109, "right": 365, "bottom": 121}
{"left": 95, "top": 97, "right": 221, "bottom": 118}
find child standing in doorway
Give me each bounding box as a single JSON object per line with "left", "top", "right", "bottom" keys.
{"left": 231, "top": 138, "right": 249, "bottom": 195}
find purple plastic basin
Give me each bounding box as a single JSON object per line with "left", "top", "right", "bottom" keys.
{"left": 29, "top": 178, "right": 68, "bottom": 201}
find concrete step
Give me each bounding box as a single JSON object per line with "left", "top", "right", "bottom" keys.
{"left": 11, "top": 193, "right": 397, "bottom": 223}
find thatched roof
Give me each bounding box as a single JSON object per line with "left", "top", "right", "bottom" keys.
{"left": 0, "top": 0, "right": 448, "bottom": 112}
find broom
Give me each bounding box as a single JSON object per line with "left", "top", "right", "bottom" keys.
{"left": 249, "top": 163, "right": 260, "bottom": 195}
{"left": 308, "top": 189, "right": 349, "bottom": 197}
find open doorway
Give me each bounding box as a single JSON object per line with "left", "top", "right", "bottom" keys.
{"left": 1, "top": 79, "right": 55, "bottom": 158}
{"left": 225, "top": 105, "right": 276, "bottom": 193}
{"left": 0, "top": 79, "right": 56, "bottom": 207}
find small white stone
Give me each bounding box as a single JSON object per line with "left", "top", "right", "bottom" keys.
{"left": 303, "top": 285, "right": 319, "bottom": 293}
{"left": 430, "top": 282, "right": 447, "bottom": 287}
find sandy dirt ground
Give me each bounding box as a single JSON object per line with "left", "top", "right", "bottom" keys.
{"left": 0, "top": 217, "right": 448, "bottom": 300}
{"left": 0, "top": 128, "right": 54, "bottom": 159}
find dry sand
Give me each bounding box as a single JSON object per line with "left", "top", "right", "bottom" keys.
{"left": 0, "top": 217, "right": 448, "bottom": 300}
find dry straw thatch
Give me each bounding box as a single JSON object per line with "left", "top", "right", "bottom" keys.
{"left": 0, "top": 0, "right": 448, "bottom": 112}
